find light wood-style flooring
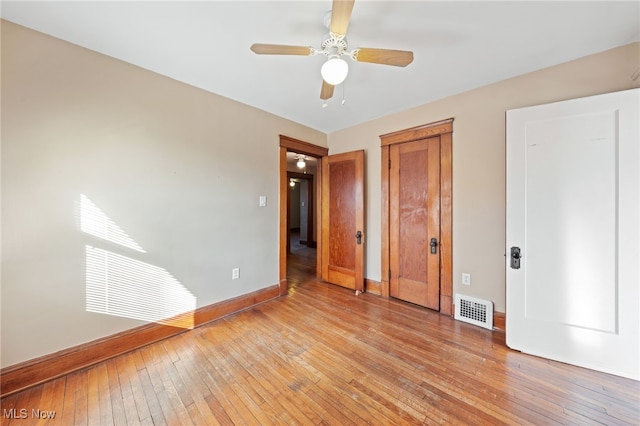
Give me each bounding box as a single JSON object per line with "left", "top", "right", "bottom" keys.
{"left": 1, "top": 247, "right": 638, "bottom": 425}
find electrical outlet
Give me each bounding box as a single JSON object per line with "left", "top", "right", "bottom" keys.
{"left": 462, "top": 273, "right": 471, "bottom": 286}
{"left": 232, "top": 268, "right": 240, "bottom": 280}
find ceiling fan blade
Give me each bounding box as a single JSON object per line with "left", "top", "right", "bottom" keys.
{"left": 320, "top": 81, "right": 335, "bottom": 100}
{"left": 330, "top": 0, "right": 355, "bottom": 36}
{"left": 250, "top": 43, "right": 312, "bottom": 56}
{"left": 354, "top": 48, "right": 414, "bottom": 67}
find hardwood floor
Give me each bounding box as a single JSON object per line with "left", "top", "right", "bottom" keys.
{"left": 2, "top": 248, "right": 638, "bottom": 425}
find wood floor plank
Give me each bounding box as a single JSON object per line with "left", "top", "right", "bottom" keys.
{"left": 179, "top": 337, "right": 236, "bottom": 425}
{"left": 246, "top": 310, "right": 396, "bottom": 417}
{"left": 75, "top": 370, "right": 89, "bottom": 425}
{"left": 190, "top": 335, "right": 259, "bottom": 425}
{"left": 113, "top": 357, "right": 139, "bottom": 425}
{"left": 172, "top": 358, "right": 217, "bottom": 424}
{"left": 203, "top": 393, "right": 233, "bottom": 426}
{"left": 157, "top": 352, "right": 194, "bottom": 412}
{"left": 4, "top": 387, "right": 32, "bottom": 426}
{"left": 20, "top": 383, "right": 44, "bottom": 425}
{"left": 206, "top": 327, "right": 309, "bottom": 423}
{"left": 220, "top": 333, "right": 324, "bottom": 425}
{"left": 0, "top": 392, "right": 19, "bottom": 414}
{"left": 85, "top": 366, "right": 101, "bottom": 425}
{"left": 136, "top": 367, "right": 166, "bottom": 426}
{"left": 224, "top": 336, "right": 339, "bottom": 425}
{"left": 95, "top": 362, "right": 114, "bottom": 426}
{"left": 2, "top": 247, "right": 638, "bottom": 425}
{"left": 105, "top": 359, "right": 127, "bottom": 425}
{"left": 131, "top": 350, "right": 148, "bottom": 372}
{"left": 303, "top": 388, "right": 359, "bottom": 426}
{"left": 144, "top": 354, "right": 189, "bottom": 424}
{"left": 192, "top": 333, "right": 279, "bottom": 425}
{"left": 116, "top": 355, "right": 151, "bottom": 424}
{"left": 33, "top": 377, "right": 64, "bottom": 425}
{"left": 144, "top": 363, "right": 178, "bottom": 424}
{"left": 60, "top": 372, "right": 78, "bottom": 425}
{"left": 218, "top": 314, "right": 336, "bottom": 423}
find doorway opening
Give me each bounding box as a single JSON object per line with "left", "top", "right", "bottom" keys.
{"left": 287, "top": 170, "right": 316, "bottom": 288}
{"left": 279, "top": 135, "right": 328, "bottom": 295}
{"left": 287, "top": 171, "right": 315, "bottom": 253}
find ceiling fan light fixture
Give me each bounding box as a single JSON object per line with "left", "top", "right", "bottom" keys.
{"left": 296, "top": 155, "right": 306, "bottom": 168}
{"left": 321, "top": 56, "right": 349, "bottom": 85}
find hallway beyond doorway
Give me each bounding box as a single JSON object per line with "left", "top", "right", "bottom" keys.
{"left": 286, "top": 242, "right": 316, "bottom": 290}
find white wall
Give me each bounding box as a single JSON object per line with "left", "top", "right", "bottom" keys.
{"left": 0, "top": 21, "right": 326, "bottom": 367}
{"left": 328, "top": 42, "right": 639, "bottom": 312}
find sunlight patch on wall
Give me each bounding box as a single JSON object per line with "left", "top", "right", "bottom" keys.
{"left": 86, "top": 246, "right": 196, "bottom": 329}
{"left": 80, "top": 194, "right": 146, "bottom": 253}
{"left": 81, "top": 194, "right": 195, "bottom": 329}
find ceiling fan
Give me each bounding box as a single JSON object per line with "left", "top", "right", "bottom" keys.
{"left": 250, "top": 0, "right": 414, "bottom": 101}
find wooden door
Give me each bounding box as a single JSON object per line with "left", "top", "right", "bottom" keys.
{"left": 506, "top": 89, "right": 639, "bottom": 380}
{"left": 321, "top": 150, "right": 364, "bottom": 292}
{"left": 389, "top": 137, "right": 440, "bottom": 310}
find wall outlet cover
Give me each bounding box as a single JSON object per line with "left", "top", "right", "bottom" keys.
{"left": 462, "top": 273, "right": 471, "bottom": 285}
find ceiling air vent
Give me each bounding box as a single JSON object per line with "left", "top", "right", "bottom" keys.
{"left": 454, "top": 294, "right": 493, "bottom": 330}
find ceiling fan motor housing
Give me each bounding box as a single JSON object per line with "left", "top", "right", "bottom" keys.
{"left": 321, "top": 34, "right": 348, "bottom": 57}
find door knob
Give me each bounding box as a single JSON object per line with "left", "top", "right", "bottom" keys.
{"left": 510, "top": 247, "right": 521, "bottom": 269}
{"left": 355, "top": 230, "right": 363, "bottom": 245}
{"left": 430, "top": 238, "right": 438, "bottom": 254}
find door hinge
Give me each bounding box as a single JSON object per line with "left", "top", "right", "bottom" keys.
{"left": 388, "top": 159, "right": 391, "bottom": 169}
{"left": 388, "top": 269, "right": 391, "bottom": 280}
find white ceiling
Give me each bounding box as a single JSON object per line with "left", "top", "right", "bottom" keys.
{"left": 2, "top": 1, "right": 639, "bottom": 133}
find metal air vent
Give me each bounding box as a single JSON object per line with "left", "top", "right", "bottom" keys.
{"left": 455, "top": 294, "right": 493, "bottom": 330}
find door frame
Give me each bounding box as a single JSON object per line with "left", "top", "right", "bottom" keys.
{"left": 380, "top": 119, "right": 454, "bottom": 316}
{"left": 279, "top": 135, "right": 328, "bottom": 295}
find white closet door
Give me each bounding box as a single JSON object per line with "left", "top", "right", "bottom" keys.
{"left": 506, "top": 89, "right": 639, "bottom": 380}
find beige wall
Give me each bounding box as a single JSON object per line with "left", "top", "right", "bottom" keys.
{"left": 327, "top": 42, "right": 639, "bottom": 313}
{"left": 0, "top": 20, "right": 326, "bottom": 367}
